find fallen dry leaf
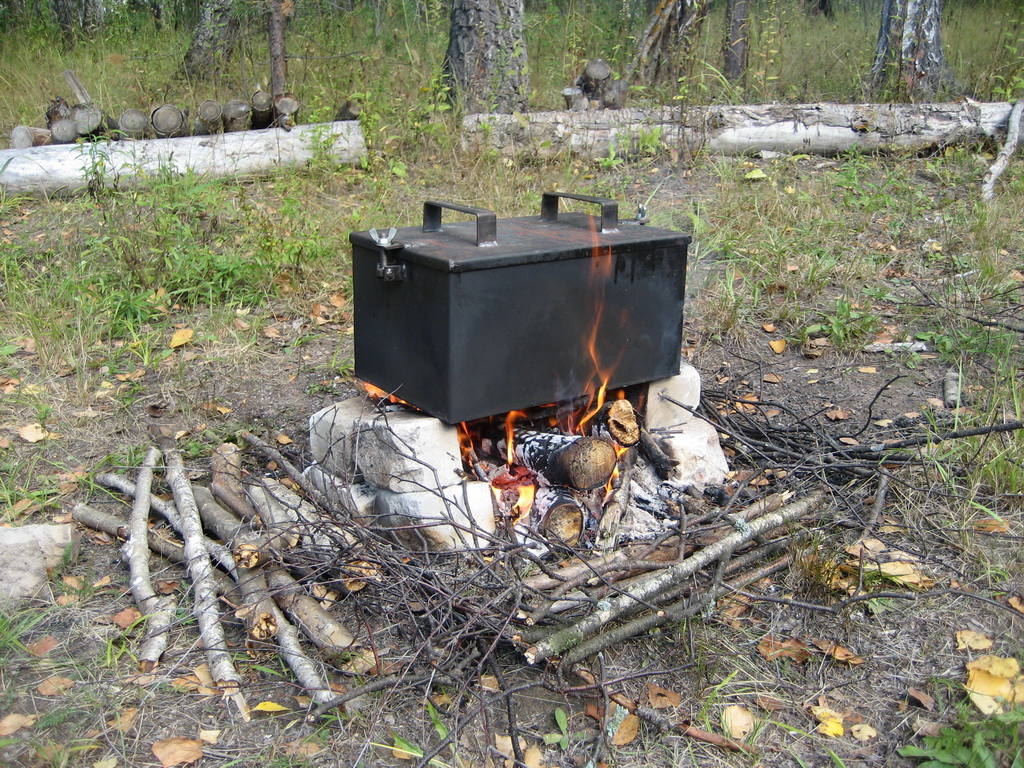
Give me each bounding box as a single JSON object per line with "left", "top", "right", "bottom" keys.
{"left": 1009, "top": 595, "right": 1024, "bottom": 615}
{"left": 93, "top": 758, "right": 119, "bottom": 768}
{"left": 168, "top": 329, "right": 194, "bottom": 349}
{"left": 151, "top": 737, "right": 203, "bottom": 767}
{"left": 479, "top": 674, "right": 500, "bottom": 692}
{"left": 106, "top": 708, "right": 138, "bottom": 732}
{"left": 762, "top": 372, "right": 783, "bottom": 384}
{"left": 965, "top": 655, "right": 1022, "bottom": 715}
{"left": 757, "top": 635, "right": 811, "bottom": 663}
{"left": 825, "top": 407, "right": 851, "bottom": 421}
{"left": 522, "top": 744, "right": 544, "bottom": 768}
{"left": 754, "top": 695, "right": 786, "bottom": 712}
{"left": 809, "top": 638, "right": 865, "bottom": 665}
{"left": 768, "top": 338, "right": 787, "bottom": 354}
{"left": 956, "top": 630, "right": 994, "bottom": 651}
{"left": 36, "top": 675, "right": 75, "bottom": 696}
{"left": 283, "top": 741, "right": 324, "bottom": 758}
{"left": 972, "top": 518, "right": 1010, "bottom": 533}
{"left": 851, "top": 723, "right": 878, "bottom": 741}
{"left": 111, "top": 606, "right": 142, "bottom": 629}
{"left": 275, "top": 433, "right": 293, "bottom": 445}
{"left": 907, "top": 687, "right": 935, "bottom": 711}
{"left": 611, "top": 713, "right": 640, "bottom": 746}
{"left": 647, "top": 682, "right": 681, "bottom": 709}
{"left": 858, "top": 366, "right": 877, "bottom": 373}
{"left": 722, "top": 704, "right": 754, "bottom": 739}
{"left": 19, "top": 423, "right": 58, "bottom": 443}
{"left": 27, "top": 635, "right": 58, "bottom": 656}
{"left": 0, "top": 712, "right": 38, "bottom": 736}
{"left": 252, "top": 701, "right": 289, "bottom": 712}
{"left": 810, "top": 705, "right": 844, "bottom": 737}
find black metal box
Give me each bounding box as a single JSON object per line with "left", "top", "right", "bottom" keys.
{"left": 351, "top": 193, "right": 690, "bottom": 424}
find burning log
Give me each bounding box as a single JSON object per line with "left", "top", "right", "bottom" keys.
{"left": 535, "top": 487, "right": 585, "bottom": 547}
{"left": 514, "top": 430, "right": 617, "bottom": 490}
{"left": 596, "top": 446, "right": 637, "bottom": 552}
{"left": 591, "top": 399, "right": 640, "bottom": 447}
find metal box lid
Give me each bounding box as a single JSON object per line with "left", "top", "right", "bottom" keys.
{"left": 349, "top": 194, "right": 689, "bottom": 273}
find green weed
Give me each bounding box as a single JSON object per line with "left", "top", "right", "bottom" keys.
{"left": 900, "top": 707, "right": 1024, "bottom": 768}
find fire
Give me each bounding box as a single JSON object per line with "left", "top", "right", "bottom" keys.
{"left": 504, "top": 410, "right": 529, "bottom": 465}
{"left": 360, "top": 380, "right": 411, "bottom": 406}
{"left": 512, "top": 483, "right": 535, "bottom": 524}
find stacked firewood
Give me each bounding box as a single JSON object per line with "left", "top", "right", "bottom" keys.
{"left": 70, "top": 419, "right": 829, "bottom": 720}
{"left": 9, "top": 69, "right": 302, "bottom": 148}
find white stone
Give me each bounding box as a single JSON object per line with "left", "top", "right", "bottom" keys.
{"left": 356, "top": 410, "right": 463, "bottom": 493}
{"left": 0, "top": 524, "right": 78, "bottom": 608}
{"left": 303, "top": 465, "right": 376, "bottom": 525}
{"left": 660, "top": 418, "right": 730, "bottom": 489}
{"left": 308, "top": 396, "right": 377, "bottom": 479}
{"left": 373, "top": 482, "right": 496, "bottom": 552}
{"left": 645, "top": 363, "right": 702, "bottom": 431}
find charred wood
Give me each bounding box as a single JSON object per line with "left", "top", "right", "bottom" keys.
{"left": 514, "top": 430, "right": 617, "bottom": 490}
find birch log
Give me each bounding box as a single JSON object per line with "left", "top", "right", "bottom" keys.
{"left": 0, "top": 120, "right": 365, "bottom": 197}
{"left": 463, "top": 102, "right": 1016, "bottom": 158}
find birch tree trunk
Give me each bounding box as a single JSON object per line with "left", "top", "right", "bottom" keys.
{"left": 183, "top": 0, "right": 239, "bottom": 79}
{"left": 869, "top": 0, "right": 960, "bottom": 99}
{"left": 443, "top": 0, "right": 529, "bottom": 114}
{"left": 628, "top": 0, "right": 710, "bottom": 84}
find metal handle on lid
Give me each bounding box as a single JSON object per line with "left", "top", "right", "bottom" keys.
{"left": 422, "top": 201, "right": 498, "bottom": 246}
{"left": 540, "top": 192, "right": 619, "bottom": 232}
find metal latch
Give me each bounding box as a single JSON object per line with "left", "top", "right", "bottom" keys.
{"left": 370, "top": 228, "right": 406, "bottom": 281}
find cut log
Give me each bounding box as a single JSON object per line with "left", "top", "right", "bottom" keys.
{"left": 265, "top": 568, "right": 356, "bottom": 652}
{"left": 592, "top": 399, "right": 640, "bottom": 447}
{"left": 46, "top": 96, "right": 71, "bottom": 126}
{"left": 194, "top": 99, "right": 223, "bottom": 135}
{"left": 10, "top": 126, "right": 51, "bottom": 149}
{"left": 562, "top": 87, "right": 586, "bottom": 111}
{"left": 333, "top": 99, "right": 361, "bottom": 122}
{"left": 222, "top": 99, "right": 251, "bottom": 132}
{"left": 72, "top": 102, "right": 107, "bottom": 137}
{"left": 49, "top": 118, "right": 78, "bottom": 145}
{"left": 118, "top": 109, "right": 148, "bottom": 140}
{"left": 514, "top": 430, "right": 618, "bottom": 490}
{"left": 151, "top": 105, "right": 188, "bottom": 138}
{"left": 535, "top": 487, "right": 585, "bottom": 546}
{"left": 0, "top": 120, "right": 366, "bottom": 197}
{"left": 463, "top": 101, "right": 1018, "bottom": 159}
{"left": 250, "top": 90, "right": 274, "bottom": 129}
{"left": 273, "top": 93, "right": 300, "bottom": 128}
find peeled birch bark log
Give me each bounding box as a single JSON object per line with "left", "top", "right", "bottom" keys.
{"left": 463, "top": 102, "right": 1017, "bottom": 158}
{"left": 0, "top": 120, "right": 366, "bottom": 197}
{"left": 514, "top": 431, "right": 618, "bottom": 490}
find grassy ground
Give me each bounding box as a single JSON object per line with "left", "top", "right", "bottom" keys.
{"left": 1, "top": 2, "right": 1023, "bottom": 766}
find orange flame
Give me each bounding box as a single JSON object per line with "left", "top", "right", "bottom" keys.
{"left": 512, "top": 483, "right": 535, "bottom": 524}
{"left": 360, "top": 380, "right": 411, "bottom": 406}
{"left": 504, "top": 410, "right": 529, "bottom": 465}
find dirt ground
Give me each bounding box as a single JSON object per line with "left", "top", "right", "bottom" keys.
{"left": 1, "top": 158, "right": 1022, "bottom": 768}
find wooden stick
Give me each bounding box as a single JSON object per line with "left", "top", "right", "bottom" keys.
{"left": 70, "top": 503, "right": 236, "bottom": 597}
{"left": 596, "top": 447, "right": 637, "bottom": 553}
{"left": 158, "top": 437, "right": 250, "bottom": 720}
{"left": 525, "top": 489, "right": 827, "bottom": 664}
{"left": 124, "top": 447, "right": 177, "bottom": 671}
{"left": 239, "top": 430, "right": 334, "bottom": 513}
{"left": 265, "top": 568, "right": 356, "bottom": 652}
{"left": 266, "top": 602, "right": 336, "bottom": 705}
{"left": 982, "top": 99, "right": 1024, "bottom": 201}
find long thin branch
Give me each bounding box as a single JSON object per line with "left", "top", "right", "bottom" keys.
{"left": 158, "top": 436, "right": 250, "bottom": 720}
{"left": 123, "top": 447, "right": 177, "bottom": 671}
{"left": 239, "top": 430, "right": 335, "bottom": 514}
{"left": 525, "top": 489, "right": 827, "bottom": 665}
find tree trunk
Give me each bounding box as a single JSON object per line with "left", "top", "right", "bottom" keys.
{"left": 869, "top": 0, "right": 960, "bottom": 99}
{"left": 722, "top": 0, "right": 749, "bottom": 84}
{"left": 182, "top": 0, "right": 238, "bottom": 80}
{"left": 443, "top": 0, "right": 529, "bottom": 114}
{"left": 462, "top": 102, "right": 1017, "bottom": 159}
{"left": 628, "top": 0, "right": 710, "bottom": 84}
{"left": 52, "top": 0, "right": 79, "bottom": 38}
{"left": 0, "top": 120, "right": 366, "bottom": 197}
{"left": 268, "top": 0, "right": 287, "bottom": 98}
